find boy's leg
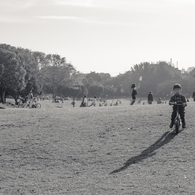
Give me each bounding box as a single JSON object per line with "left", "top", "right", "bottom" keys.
{"left": 179, "top": 108, "right": 186, "bottom": 128}
{"left": 170, "top": 110, "right": 177, "bottom": 128}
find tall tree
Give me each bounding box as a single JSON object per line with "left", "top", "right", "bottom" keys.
{"left": 88, "top": 81, "right": 104, "bottom": 97}
{"left": 86, "top": 71, "right": 102, "bottom": 82}
{"left": 15, "top": 48, "right": 42, "bottom": 98}
{"left": 0, "top": 48, "right": 26, "bottom": 103}
{"left": 40, "top": 54, "right": 76, "bottom": 101}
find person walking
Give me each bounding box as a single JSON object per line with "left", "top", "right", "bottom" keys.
{"left": 89, "top": 96, "right": 97, "bottom": 107}
{"left": 80, "top": 95, "right": 88, "bottom": 107}
{"left": 27, "top": 90, "right": 33, "bottom": 107}
{"left": 148, "top": 91, "right": 153, "bottom": 104}
{"left": 130, "top": 84, "right": 137, "bottom": 105}
{"left": 192, "top": 90, "right": 195, "bottom": 101}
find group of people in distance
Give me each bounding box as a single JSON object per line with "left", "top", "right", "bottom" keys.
{"left": 80, "top": 96, "right": 114, "bottom": 107}
{"left": 130, "top": 83, "right": 187, "bottom": 129}
{"left": 19, "top": 90, "right": 37, "bottom": 108}
{"left": 80, "top": 95, "right": 97, "bottom": 107}
{"left": 78, "top": 82, "right": 189, "bottom": 129}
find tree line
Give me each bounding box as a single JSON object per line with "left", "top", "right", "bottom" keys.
{"left": 108, "top": 62, "right": 195, "bottom": 99}
{"left": 1, "top": 43, "right": 195, "bottom": 104}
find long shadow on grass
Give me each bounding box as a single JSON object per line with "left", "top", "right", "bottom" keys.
{"left": 110, "top": 130, "right": 177, "bottom": 174}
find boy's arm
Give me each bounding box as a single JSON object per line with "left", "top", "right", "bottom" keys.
{"left": 169, "top": 96, "right": 175, "bottom": 105}
{"left": 182, "top": 96, "right": 187, "bottom": 107}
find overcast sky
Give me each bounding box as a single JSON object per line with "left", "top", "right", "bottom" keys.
{"left": 1, "top": 0, "right": 195, "bottom": 76}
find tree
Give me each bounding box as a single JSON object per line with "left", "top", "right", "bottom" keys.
{"left": 86, "top": 71, "right": 102, "bottom": 82}
{"left": 88, "top": 81, "right": 104, "bottom": 97}
{"left": 186, "top": 67, "right": 195, "bottom": 73}
{"left": 0, "top": 44, "right": 43, "bottom": 103}
{"left": 82, "top": 77, "right": 94, "bottom": 91}
{"left": 0, "top": 48, "right": 26, "bottom": 104}
{"left": 40, "top": 54, "right": 76, "bottom": 101}
{"left": 103, "top": 85, "right": 116, "bottom": 98}
{"left": 60, "top": 85, "right": 82, "bottom": 100}
{"left": 33, "top": 51, "right": 46, "bottom": 69}
{"left": 0, "top": 64, "right": 4, "bottom": 76}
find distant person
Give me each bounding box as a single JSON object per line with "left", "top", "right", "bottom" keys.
{"left": 130, "top": 84, "right": 137, "bottom": 105}
{"left": 71, "top": 101, "right": 75, "bottom": 107}
{"left": 192, "top": 90, "right": 195, "bottom": 101}
{"left": 28, "top": 90, "right": 33, "bottom": 100}
{"left": 26, "top": 90, "right": 33, "bottom": 107}
{"left": 169, "top": 83, "right": 187, "bottom": 129}
{"left": 80, "top": 95, "right": 87, "bottom": 107}
{"left": 148, "top": 91, "right": 153, "bottom": 104}
{"left": 89, "top": 96, "right": 97, "bottom": 107}
{"left": 71, "top": 97, "right": 75, "bottom": 107}
{"left": 157, "top": 98, "right": 162, "bottom": 104}
{"left": 113, "top": 99, "right": 119, "bottom": 106}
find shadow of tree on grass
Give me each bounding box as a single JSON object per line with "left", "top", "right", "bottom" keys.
{"left": 110, "top": 130, "right": 177, "bottom": 174}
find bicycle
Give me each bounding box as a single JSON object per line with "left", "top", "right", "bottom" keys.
{"left": 18, "top": 97, "right": 28, "bottom": 108}
{"left": 170, "top": 102, "right": 183, "bottom": 134}
{"left": 18, "top": 98, "right": 41, "bottom": 109}
{"left": 31, "top": 101, "right": 41, "bottom": 109}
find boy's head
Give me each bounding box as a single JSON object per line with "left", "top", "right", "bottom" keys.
{"left": 173, "top": 83, "right": 182, "bottom": 94}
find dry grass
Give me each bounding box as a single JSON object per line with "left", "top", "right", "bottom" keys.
{"left": 0, "top": 99, "right": 195, "bottom": 195}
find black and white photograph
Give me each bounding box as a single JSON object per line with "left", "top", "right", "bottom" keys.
{"left": 0, "top": 0, "right": 195, "bottom": 194}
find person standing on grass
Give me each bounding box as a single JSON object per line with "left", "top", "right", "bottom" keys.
{"left": 192, "top": 90, "right": 195, "bottom": 101}
{"left": 26, "top": 90, "right": 33, "bottom": 107}
{"left": 130, "top": 84, "right": 137, "bottom": 105}
{"left": 80, "top": 95, "right": 87, "bottom": 107}
{"left": 169, "top": 83, "right": 187, "bottom": 129}
{"left": 89, "top": 96, "right": 97, "bottom": 107}
{"left": 148, "top": 91, "right": 153, "bottom": 104}
{"left": 71, "top": 97, "right": 75, "bottom": 107}
{"left": 28, "top": 90, "right": 33, "bottom": 100}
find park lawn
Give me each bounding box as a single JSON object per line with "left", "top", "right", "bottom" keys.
{"left": 0, "top": 99, "right": 195, "bottom": 195}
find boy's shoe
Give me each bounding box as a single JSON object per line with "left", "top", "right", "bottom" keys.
{"left": 182, "top": 124, "right": 186, "bottom": 128}
{"left": 169, "top": 122, "right": 174, "bottom": 128}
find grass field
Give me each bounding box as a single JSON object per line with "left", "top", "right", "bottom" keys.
{"left": 0, "top": 99, "right": 195, "bottom": 195}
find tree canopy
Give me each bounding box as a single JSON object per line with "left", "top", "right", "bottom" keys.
{"left": 0, "top": 43, "right": 195, "bottom": 104}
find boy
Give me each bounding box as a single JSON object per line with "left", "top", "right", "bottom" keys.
{"left": 130, "top": 84, "right": 137, "bottom": 105}
{"left": 169, "top": 83, "right": 187, "bottom": 128}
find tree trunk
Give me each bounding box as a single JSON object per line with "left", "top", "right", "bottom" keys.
{"left": 53, "top": 93, "right": 56, "bottom": 102}
{"left": 0, "top": 87, "right": 6, "bottom": 104}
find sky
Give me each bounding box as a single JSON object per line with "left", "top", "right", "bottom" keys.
{"left": 1, "top": 0, "right": 195, "bottom": 76}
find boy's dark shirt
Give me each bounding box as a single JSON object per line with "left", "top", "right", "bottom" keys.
{"left": 132, "top": 89, "right": 137, "bottom": 100}
{"left": 169, "top": 93, "right": 186, "bottom": 110}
